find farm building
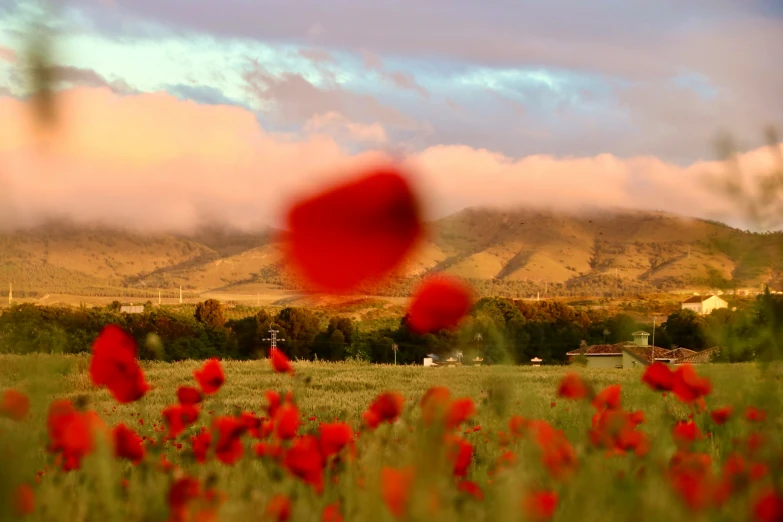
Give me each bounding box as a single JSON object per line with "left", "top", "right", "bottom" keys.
{"left": 120, "top": 305, "right": 144, "bottom": 314}
{"left": 567, "top": 331, "right": 716, "bottom": 368}
{"left": 681, "top": 294, "right": 728, "bottom": 315}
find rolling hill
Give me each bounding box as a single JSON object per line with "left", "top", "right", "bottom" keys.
{"left": 2, "top": 207, "right": 782, "bottom": 300}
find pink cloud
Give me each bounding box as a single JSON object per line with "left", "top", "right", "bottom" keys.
{"left": 0, "top": 46, "right": 17, "bottom": 63}
{"left": 304, "top": 111, "right": 388, "bottom": 144}
{"left": 0, "top": 87, "right": 778, "bottom": 234}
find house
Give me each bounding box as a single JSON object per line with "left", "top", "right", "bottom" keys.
{"left": 567, "top": 330, "right": 709, "bottom": 369}
{"left": 120, "top": 305, "right": 144, "bottom": 314}
{"left": 681, "top": 294, "right": 729, "bottom": 315}
{"left": 672, "top": 346, "right": 720, "bottom": 365}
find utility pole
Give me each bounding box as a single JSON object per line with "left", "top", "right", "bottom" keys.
{"left": 652, "top": 315, "right": 657, "bottom": 348}
{"left": 158, "top": 289, "right": 161, "bottom": 306}
{"left": 179, "top": 286, "right": 182, "bottom": 304}
{"left": 263, "top": 328, "right": 285, "bottom": 351}
{"left": 8, "top": 282, "right": 11, "bottom": 306}
{"left": 392, "top": 343, "right": 398, "bottom": 365}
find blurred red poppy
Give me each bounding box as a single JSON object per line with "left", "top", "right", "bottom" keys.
{"left": 191, "top": 429, "right": 212, "bottom": 463}
{"left": 381, "top": 466, "right": 415, "bottom": 518}
{"left": 274, "top": 405, "right": 301, "bottom": 440}
{"left": 284, "top": 166, "right": 423, "bottom": 293}
{"left": 710, "top": 406, "right": 733, "bottom": 425}
{"left": 194, "top": 359, "right": 225, "bottom": 395}
{"left": 420, "top": 386, "right": 451, "bottom": 424}
{"left": 745, "top": 406, "right": 767, "bottom": 422}
{"left": 177, "top": 386, "right": 203, "bottom": 405}
{"left": 89, "top": 325, "right": 150, "bottom": 403}
{"left": 322, "top": 503, "right": 343, "bottom": 522}
{"left": 265, "top": 494, "right": 292, "bottom": 522}
{"left": 162, "top": 404, "right": 200, "bottom": 439}
{"left": 457, "top": 480, "right": 484, "bottom": 501}
{"left": 557, "top": 373, "right": 590, "bottom": 400}
{"left": 445, "top": 435, "right": 474, "bottom": 477}
{"left": 523, "top": 490, "right": 558, "bottom": 521}
{"left": 445, "top": 398, "right": 475, "bottom": 430}
{"left": 1, "top": 389, "right": 30, "bottom": 421}
{"left": 672, "top": 364, "right": 712, "bottom": 403}
{"left": 319, "top": 422, "right": 353, "bottom": 458}
{"left": 592, "top": 384, "right": 622, "bottom": 411}
{"left": 405, "top": 277, "right": 472, "bottom": 334}
{"left": 14, "top": 484, "right": 35, "bottom": 516}
{"left": 363, "top": 392, "right": 405, "bottom": 429}
{"left": 212, "top": 416, "right": 247, "bottom": 465}
{"left": 283, "top": 435, "right": 325, "bottom": 493}
{"left": 753, "top": 490, "right": 783, "bottom": 522}
{"left": 113, "top": 423, "right": 145, "bottom": 464}
{"left": 641, "top": 362, "right": 674, "bottom": 392}
{"left": 270, "top": 348, "right": 293, "bottom": 374}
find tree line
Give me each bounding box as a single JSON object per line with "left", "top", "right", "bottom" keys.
{"left": 1, "top": 291, "right": 780, "bottom": 364}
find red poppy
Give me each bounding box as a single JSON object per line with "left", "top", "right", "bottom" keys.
{"left": 265, "top": 494, "right": 292, "bottom": 522}
{"left": 265, "top": 390, "right": 282, "bottom": 418}
{"left": 710, "top": 406, "right": 733, "bottom": 425}
{"left": 671, "top": 364, "right": 712, "bottom": 403}
{"left": 445, "top": 435, "right": 474, "bottom": 477}
{"left": 363, "top": 392, "right": 405, "bottom": 429}
{"left": 745, "top": 406, "right": 767, "bottom": 422}
{"left": 557, "top": 373, "right": 590, "bottom": 400}
{"left": 162, "top": 404, "right": 200, "bottom": 439}
{"left": 672, "top": 420, "right": 703, "bottom": 449}
{"left": 275, "top": 405, "right": 301, "bottom": 440}
{"left": 283, "top": 435, "right": 325, "bottom": 493}
{"left": 509, "top": 415, "right": 528, "bottom": 439}
{"left": 523, "top": 490, "right": 558, "bottom": 521}
{"left": 191, "top": 430, "right": 212, "bottom": 463}
{"left": 381, "top": 466, "right": 415, "bottom": 518}
{"left": 1, "top": 389, "right": 30, "bottom": 421}
{"left": 405, "top": 277, "right": 473, "bottom": 334}
{"left": 46, "top": 400, "right": 96, "bottom": 471}
{"left": 457, "top": 480, "right": 484, "bottom": 501}
{"left": 89, "top": 325, "right": 150, "bottom": 403}
{"left": 212, "top": 416, "right": 247, "bottom": 465}
{"left": 319, "top": 422, "right": 353, "bottom": 458}
{"left": 113, "top": 423, "right": 145, "bottom": 464}
{"left": 753, "top": 490, "right": 783, "bottom": 522}
{"left": 254, "top": 442, "right": 283, "bottom": 460}
{"left": 177, "top": 386, "right": 203, "bottom": 405}
{"left": 322, "top": 503, "right": 343, "bottom": 522}
{"left": 194, "top": 359, "right": 225, "bottom": 395}
{"left": 592, "top": 384, "right": 622, "bottom": 411}
{"left": 641, "top": 362, "right": 674, "bottom": 392}
{"left": 445, "top": 397, "right": 475, "bottom": 430}
{"left": 420, "top": 386, "right": 451, "bottom": 424}
{"left": 270, "top": 348, "right": 294, "bottom": 375}
{"left": 168, "top": 476, "right": 201, "bottom": 522}
{"left": 284, "top": 166, "right": 423, "bottom": 293}
{"left": 14, "top": 484, "right": 35, "bottom": 516}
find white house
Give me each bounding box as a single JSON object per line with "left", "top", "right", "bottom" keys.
{"left": 681, "top": 295, "right": 729, "bottom": 315}
{"left": 120, "top": 305, "right": 144, "bottom": 314}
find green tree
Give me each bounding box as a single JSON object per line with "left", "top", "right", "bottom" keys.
{"left": 664, "top": 309, "right": 709, "bottom": 350}
{"left": 194, "top": 299, "right": 225, "bottom": 329}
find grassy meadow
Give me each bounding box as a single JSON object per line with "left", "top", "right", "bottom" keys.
{"left": 1, "top": 355, "right": 781, "bottom": 522}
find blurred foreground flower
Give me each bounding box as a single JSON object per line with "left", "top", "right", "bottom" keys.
{"left": 284, "top": 165, "right": 423, "bottom": 293}
{"left": 405, "top": 276, "right": 473, "bottom": 334}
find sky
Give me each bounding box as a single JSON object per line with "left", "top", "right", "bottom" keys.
{"left": 0, "top": 0, "right": 781, "bottom": 232}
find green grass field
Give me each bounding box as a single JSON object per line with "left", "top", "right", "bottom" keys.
{"left": 1, "top": 356, "right": 781, "bottom": 522}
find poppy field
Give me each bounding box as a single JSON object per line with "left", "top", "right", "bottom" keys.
{"left": 1, "top": 341, "right": 782, "bottom": 522}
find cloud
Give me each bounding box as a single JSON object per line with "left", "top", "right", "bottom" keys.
{"left": 242, "top": 59, "right": 419, "bottom": 129}
{"left": 361, "top": 50, "right": 429, "bottom": 99}
{"left": 304, "top": 111, "right": 387, "bottom": 145}
{"left": 0, "top": 45, "right": 16, "bottom": 63}
{"left": 297, "top": 47, "right": 335, "bottom": 64}
{"left": 0, "top": 87, "right": 779, "bottom": 235}
{"left": 7, "top": 63, "right": 134, "bottom": 95}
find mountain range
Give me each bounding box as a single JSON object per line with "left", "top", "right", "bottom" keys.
{"left": 1, "top": 207, "right": 781, "bottom": 299}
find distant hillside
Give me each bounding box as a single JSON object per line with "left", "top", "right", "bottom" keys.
{"left": 2, "top": 208, "right": 783, "bottom": 299}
